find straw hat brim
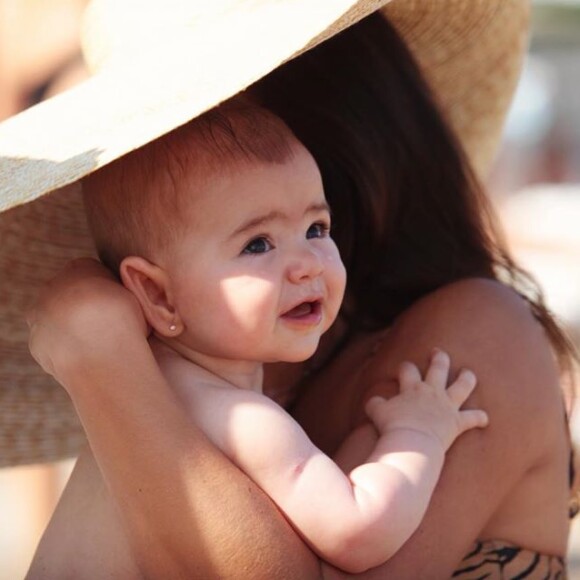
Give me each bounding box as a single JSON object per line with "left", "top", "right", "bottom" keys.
{"left": 0, "top": 0, "right": 530, "bottom": 466}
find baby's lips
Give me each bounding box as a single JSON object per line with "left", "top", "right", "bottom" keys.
{"left": 283, "top": 300, "right": 319, "bottom": 318}
{"left": 281, "top": 293, "right": 324, "bottom": 317}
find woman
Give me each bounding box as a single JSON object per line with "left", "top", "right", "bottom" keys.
{"left": 24, "top": 2, "right": 576, "bottom": 579}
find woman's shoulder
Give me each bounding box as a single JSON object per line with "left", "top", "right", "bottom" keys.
{"left": 388, "top": 277, "right": 558, "bottom": 377}
{"left": 361, "top": 277, "right": 566, "bottom": 448}
{"left": 356, "top": 278, "right": 571, "bottom": 556}
{"left": 397, "top": 277, "right": 541, "bottom": 337}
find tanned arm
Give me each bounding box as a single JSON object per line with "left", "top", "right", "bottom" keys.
{"left": 28, "top": 259, "right": 321, "bottom": 580}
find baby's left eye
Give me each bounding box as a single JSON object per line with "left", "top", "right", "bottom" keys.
{"left": 306, "top": 222, "right": 330, "bottom": 240}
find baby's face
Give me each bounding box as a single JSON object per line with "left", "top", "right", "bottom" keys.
{"left": 161, "top": 142, "right": 346, "bottom": 364}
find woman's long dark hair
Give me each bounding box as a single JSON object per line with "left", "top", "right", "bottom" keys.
{"left": 248, "top": 12, "right": 577, "bottom": 383}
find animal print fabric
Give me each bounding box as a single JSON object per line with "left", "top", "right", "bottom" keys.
{"left": 452, "top": 540, "right": 566, "bottom": 579}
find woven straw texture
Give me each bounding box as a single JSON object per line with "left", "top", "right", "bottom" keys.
{"left": 0, "top": 0, "right": 530, "bottom": 466}
{"left": 0, "top": 185, "right": 92, "bottom": 466}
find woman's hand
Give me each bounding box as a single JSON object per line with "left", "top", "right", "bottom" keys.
{"left": 27, "top": 257, "right": 149, "bottom": 386}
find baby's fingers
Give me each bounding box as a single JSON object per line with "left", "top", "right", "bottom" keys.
{"left": 398, "top": 361, "right": 421, "bottom": 392}
{"left": 457, "top": 409, "right": 489, "bottom": 435}
{"left": 446, "top": 369, "right": 477, "bottom": 407}
{"left": 365, "top": 396, "right": 390, "bottom": 430}
{"left": 424, "top": 349, "right": 451, "bottom": 389}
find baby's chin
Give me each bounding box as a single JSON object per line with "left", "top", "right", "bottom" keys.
{"left": 266, "top": 341, "right": 321, "bottom": 365}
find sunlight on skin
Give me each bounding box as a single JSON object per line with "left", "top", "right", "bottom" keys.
{"left": 219, "top": 275, "right": 278, "bottom": 332}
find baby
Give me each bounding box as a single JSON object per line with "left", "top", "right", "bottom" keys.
{"left": 80, "top": 99, "right": 488, "bottom": 573}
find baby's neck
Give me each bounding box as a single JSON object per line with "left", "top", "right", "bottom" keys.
{"left": 150, "top": 336, "right": 263, "bottom": 393}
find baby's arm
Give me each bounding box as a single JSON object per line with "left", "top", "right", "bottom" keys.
{"left": 228, "top": 349, "right": 487, "bottom": 574}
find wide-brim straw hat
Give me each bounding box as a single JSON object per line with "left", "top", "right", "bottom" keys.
{"left": 0, "top": 0, "right": 531, "bottom": 467}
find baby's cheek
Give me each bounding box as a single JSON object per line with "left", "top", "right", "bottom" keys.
{"left": 218, "top": 275, "right": 277, "bottom": 331}
{"left": 325, "top": 247, "right": 347, "bottom": 299}
{"left": 321, "top": 251, "right": 346, "bottom": 332}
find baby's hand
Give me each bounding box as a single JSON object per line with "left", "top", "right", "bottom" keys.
{"left": 365, "top": 349, "right": 488, "bottom": 453}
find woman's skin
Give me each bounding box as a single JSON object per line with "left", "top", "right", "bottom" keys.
{"left": 26, "top": 259, "right": 571, "bottom": 579}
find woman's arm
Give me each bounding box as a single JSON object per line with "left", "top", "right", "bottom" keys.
{"left": 30, "top": 265, "right": 567, "bottom": 578}
{"left": 28, "top": 259, "right": 321, "bottom": 579}
{"left": 324, "top": 278, "right": 570, "bottom": 578}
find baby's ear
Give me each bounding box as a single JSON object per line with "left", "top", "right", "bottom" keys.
{"left": 120, "top": 256, "right": 181, "bottom": 337}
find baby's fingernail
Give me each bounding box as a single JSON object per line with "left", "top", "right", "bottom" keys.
{"left": 432, "top": 347, "right": 449, "bottom": 359}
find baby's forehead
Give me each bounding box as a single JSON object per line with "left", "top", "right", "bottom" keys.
{"left": 170, "top": 148, "right": 297, "bottom": 212}
{"left": 85, "top": 101, "right": 303, "bottom": 227}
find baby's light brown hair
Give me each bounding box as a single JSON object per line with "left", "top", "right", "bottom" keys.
{"left": 82, "top": 98, "right": 297, "bottom": 274}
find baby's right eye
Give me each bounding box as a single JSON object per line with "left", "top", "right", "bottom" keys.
{"left": 242, "top": 237, "right": 273, "bottom": 255}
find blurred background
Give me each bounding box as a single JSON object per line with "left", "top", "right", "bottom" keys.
{"left": 1, "top": 0, "right": 580, "bottom": 578}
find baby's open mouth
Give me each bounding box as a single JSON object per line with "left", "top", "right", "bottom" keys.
{"left": 283, "top": 301, "right": 321, "bottom": 319}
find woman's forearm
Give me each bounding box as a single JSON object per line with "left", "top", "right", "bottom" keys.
{"left": 62, "top": 331, "right": 320, "bottom": 578}
{"left": 65, "top": 337, "right": 317, "bottom": 578}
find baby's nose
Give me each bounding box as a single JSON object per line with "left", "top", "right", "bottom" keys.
{"left": 287, "top": 246, "right": 324, "bottom": 283}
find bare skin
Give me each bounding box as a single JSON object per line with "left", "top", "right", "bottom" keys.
{"left": 293, "top": 278, "right": 570, "bottom": 578}
{"left": 27, "top": 262, "right": 570, "bottom": 579}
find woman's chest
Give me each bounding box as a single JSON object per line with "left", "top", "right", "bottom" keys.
{"left": 291, "top": 329, "right": 399, "bottom": 456}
